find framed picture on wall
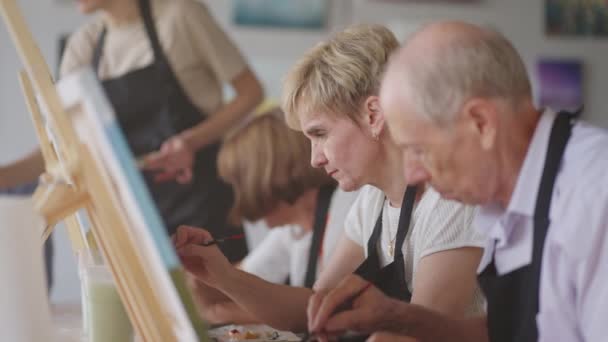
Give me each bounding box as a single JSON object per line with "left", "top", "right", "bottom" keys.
{"left": 536, "top": 59, "right": 584, "bottom": 112}
{"left": 232, "top": 0, "right": 329, "bottom": 29}
{"left": 546, "top": 0, "right": 608, "bottom": 37}
{"left": 368, "top": 0, "right": 480, "bottom": 3}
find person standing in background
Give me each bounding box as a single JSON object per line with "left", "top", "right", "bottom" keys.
{"left": 1, "top": 0, "right": 264, "bottom": 262}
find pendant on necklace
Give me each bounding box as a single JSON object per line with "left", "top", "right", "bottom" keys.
{"left": 388, "top": 242, "right": 395, "bottom": 257}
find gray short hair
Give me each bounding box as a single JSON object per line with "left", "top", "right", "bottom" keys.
{"left": 399, "top": 25, "right": 531, "bottom": 124}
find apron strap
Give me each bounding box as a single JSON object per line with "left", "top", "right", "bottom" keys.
{"left": 303, "top": 183, "right": 337, "bottom": 288}
{"left": 529, "top": 111, "right": 576, "bottom": 313}
{"left": 138, "top": 0, "right": 165, "bottom": 64}
{"left": 366, "top": 206, "right": 384, "bottom": 260}
{"left": 365, "top": 185, "right": 418, "bottom": 261}
{"left": 92, "top": 0, "right": 165, "bottom": 73}
{"left": 534, "top": 112, "right": 576, "bottom": 219}
{"left": 572, "top": 105, "right": 584, "bottom": 118}
{"left": 355, "top": 185, "right": 417, "bottom": 300}
{"left": 393, "top": 185, "right": 419, "bottom": 259}
{"left": 92, "top": 28, "right": 107, "bottom": 72}
{"left": 353, "top": 203, "right": 383, "bottom": 281}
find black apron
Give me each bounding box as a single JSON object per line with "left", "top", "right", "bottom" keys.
{"left": 303, "top": 183, "right": 337, "bottom": 288}
{"left": 92, "top": 0, "right": 246, "bottom": 261}
{"left": 477, "top": 111, "right": 576, "bottom": 342}
{"left": 354, "top": 185, "right": 418, "bottom": 301}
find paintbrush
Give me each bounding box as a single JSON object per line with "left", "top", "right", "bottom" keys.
{"left": 135, "top": 154, "right": 150, "bottom": 169}
{"left": 200, "top": 234, "right": 245, "bottom": 246}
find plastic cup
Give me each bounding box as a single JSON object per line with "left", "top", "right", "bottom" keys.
{"left": 81, "top": 256, "right": 133, "bottom": 342}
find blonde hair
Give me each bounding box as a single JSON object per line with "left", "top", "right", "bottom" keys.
{"left": 218, "top": 108, "right": 332, "bottom": 222}
{"left": 282, "top": 24, "right": 400, "bottom": 130}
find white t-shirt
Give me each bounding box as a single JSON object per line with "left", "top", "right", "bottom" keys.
{"left": 240, "top": 189, "right": 357, "bottom": 287}
{"left": 345, "top": 185, "right": 487, "bottom": 314}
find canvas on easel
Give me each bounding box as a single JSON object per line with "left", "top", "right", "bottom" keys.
{"left": 57, "top": 66, "right": 206, "bottom": 342}
{"left": 0, "top": 0, "right": 208, "bottom": 340}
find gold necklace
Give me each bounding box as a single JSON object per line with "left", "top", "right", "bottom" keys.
{"left": 388, "top": 238, "right": 396, "bottom": 257}
{"left": 385, "top": 201, "right": 398, "bottom": 257}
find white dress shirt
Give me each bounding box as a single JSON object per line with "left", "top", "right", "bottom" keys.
{"left": 475, "top": 109, "right": 608, "bottom": 342}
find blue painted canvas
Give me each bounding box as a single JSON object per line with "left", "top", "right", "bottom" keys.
{"left": 233, "top": 0, "right": 328, "bottom": 29}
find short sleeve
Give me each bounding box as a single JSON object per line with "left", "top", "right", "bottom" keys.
{"left": 343, "top": 197, "right": 365, "bottom": 246}
{"left": 59, "top": 19, "right": 103, "bottom": 79}
{"left": 239, "top": 228, "right": 291, "bottom": 284}
{"left": 416, "top": 192, "right": 486, "bottom": 259}
{"left": 180, "top": 1, "right": 247, "bottom": 83}
{"left": 344, "top": 186, "right": 384, "bottom": 247}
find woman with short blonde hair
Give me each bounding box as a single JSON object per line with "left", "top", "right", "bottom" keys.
{"left": 283, "top": 23, "right": 486, "bottom": 330}
{"left": 283, "top": 24, "right": 399, "bottom": 130}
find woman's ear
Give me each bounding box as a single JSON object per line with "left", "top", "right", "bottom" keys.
{"left": 364, "top": 95, "right": 385, "bottom": 138}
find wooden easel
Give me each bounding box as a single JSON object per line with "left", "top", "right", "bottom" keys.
{"left": 0, "top": 1, "right": 207, "bottom": 341}
{"left": 18, "top": 70, "right": 88, "bottom": 250}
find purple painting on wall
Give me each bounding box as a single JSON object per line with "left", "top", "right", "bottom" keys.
{"left": 536, "top": 59, "right": 583, "bottom": 112}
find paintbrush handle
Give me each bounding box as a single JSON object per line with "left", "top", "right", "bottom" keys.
{"left": 200, "top": 234, "right": 245, "bottom": 246}
{"left": 200, "top": 240, "right": 218, "bottom": 247}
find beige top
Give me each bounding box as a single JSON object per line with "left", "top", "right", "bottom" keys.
{"left": 60, "top": 0, "right": 247, "bottom": 116}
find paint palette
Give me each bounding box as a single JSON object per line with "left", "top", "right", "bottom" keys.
{"left": 209, "top": 324, "right": 300, "bottom": 342}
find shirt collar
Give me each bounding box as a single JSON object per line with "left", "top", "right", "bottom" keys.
{"left": 507, "top": 108, "right": 556, "bottom": 217}
{"left": 475, "top": 109, "right": 556, "bottom": 245}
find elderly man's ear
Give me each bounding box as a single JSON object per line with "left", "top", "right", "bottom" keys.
{"left": 460, "top": 98, "right": 499, "bottom": 151}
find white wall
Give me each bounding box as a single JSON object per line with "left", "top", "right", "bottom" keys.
{"left": 0, "top": 0, "right": 87, "bottom": 305}
{"left": 1, "top": 0, "right": 606, "bottom": 304}
{"left": 202, "top": 0, "right": 608, "bottom": 125}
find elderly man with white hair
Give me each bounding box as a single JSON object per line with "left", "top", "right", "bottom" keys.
{"left": 306, "top": 21, "right": 608, "bottom": 342}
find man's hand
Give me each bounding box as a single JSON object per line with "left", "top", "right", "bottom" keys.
{"left": 308, "top": 274, "right": 400, "bottom": 335}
